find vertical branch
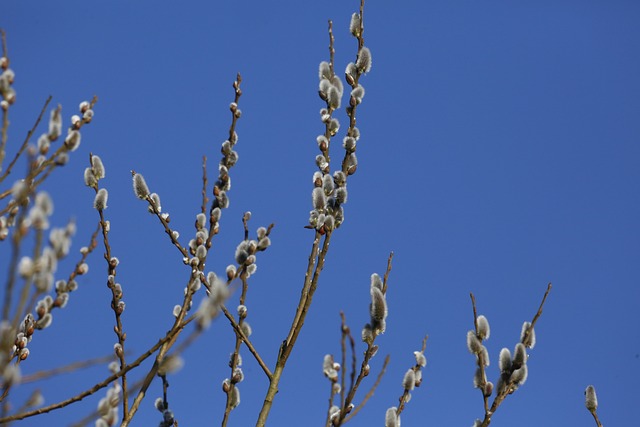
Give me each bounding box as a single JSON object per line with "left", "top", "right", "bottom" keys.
{"left": 220, "top": 269, "right": 249, "bottom": 427}
{"left": 469, "top": 292, "right": 490, "bottom": 414}
{"left": 90, "top": 154, "right": 130, "bottom": 418}
{"left": 200, "top": 155, "right": 208, "bottom": 215}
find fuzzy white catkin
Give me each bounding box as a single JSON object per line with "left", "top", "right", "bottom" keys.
{"left": 229, "top": 386, "right": 240, "bottom": 409}
{"left": 520, "top": 321, "right": 536, "bottom": 348}
{"left": 319, "top": 61, "right": 331, "bottom": 81}
{"left": 84, "top": 168, "right": 98, "bottom": 188}
{"left": 94, "top": 189, "right": 108, "bottom": 210}
{"left": 585, "top": 385, "right": 598, "bottom": 410}
{"left": 499, "top": 348, "right": 512, "bottom": 373}
{"left": 476, "top": 315, "right": 490, "bottom": 339}
{"left": 356, "top": 46, "right": 372, "bottom": 73}
{"left": 328, "top": 85, "right": 341, "bottom": 109}
{"left": 49, "top": 108, "right": 62, "bottom": 139}
{"left": 512, "top": 343, "right": 527, "bottom": 367}
{"left": 350, "top": 13, "right": 361, "bottom": 36}
{"left": 510, "top": 364, "right": 528, "bottom": 386}
{"left": 370, "top": 287, "right": 387, "bottom": 322}
{"left": 322, "top": 173, "right": 334, "bottom": 195}
{"left": 385, "top": 407, "right": 399, "bottom": 427}
{"left": 402, "top": 369, "right": 416, "bottom": 390}
{"left": 132, "top": 173, "right": 150, "bottom": 199}
{"left": 466, "top": 331, "right": 482, "bottom": 354}
{"left": 351, "top": 85, "right": 365, "bottom": 103}
{"left": 370, "top": 273, "right": 383, "bottom": 291}
{"left": 312, "top": 187, "right": 326, "bottom": 210}
{"left": 90, "top": 156, "right": 105, "bottom": 179}
{"left": 149, "top": 193, "right": 161, "bottom": 213}
{"left": 64, "top": 130, "right": 81, "bottom": 151}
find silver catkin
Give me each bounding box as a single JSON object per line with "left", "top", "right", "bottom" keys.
{"left": 585, "top": 385, "right": 598, "bottom": 411}
{"left": 94, "top": 189, "right": 108, "bottom": 210}
{"left": 356, "top": 46, "right": 372, "bottom": 73}
{"left": 312, "top": 187, "right": 326, "bottom": 211}
{"left": 466, "top": 331, "right": 482, "bottom": 354}
{"left": 370, "top": 287, "right": 387, "bottom": 322}
{"left": 385, "top": 407, "right": 399, "bottom": 427}
{"left": 350, "top": 13, "right": 361, "bottom": 37}
{"left": 476, "top": 315, "right": 490, "bottom": 340}
{"left": 512, "top": 343, "right": 527, "bottom": 368}
{"left": 499, "top": 348, "right": 512, "bottom": 373}
{"left": 520, "top": 321, "right": 536, "bottom": 348}
{"left": 402, "top": 369, "right": 416, "bottom": 390}
{"left": 370, "top": 273, "right": 383, "bottom": 292}
{"left": 132, "top": 173, "right": 150, "bottom": 199}
{"left": 91, "top": 155, "right": 106, "bottom": 179}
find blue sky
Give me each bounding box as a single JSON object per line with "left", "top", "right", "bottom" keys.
{"left": 3, "top": 0, "right": 639, "bottom": 425}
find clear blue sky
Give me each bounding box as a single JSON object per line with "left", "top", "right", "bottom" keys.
{"left": 3, "top": 0, "right": 639, "bottom": 425}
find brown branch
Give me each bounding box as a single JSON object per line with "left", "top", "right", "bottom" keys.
{"left": 120, "top": 289, "right": 197, "bottom": 427}
{"left": 0, "top": 319, "right": 190, "bottom": 423}
{"left": 470, "top": 292, "right": 490, "bottom": 414}
{"left": 382, "top": 251, "right": 393, "bottom": 294}
{"left": 343, "top": 354, "right": 390, "bottom": 423}
{"left": 396, "top": 336, "right": 428, "bottom": 418}
{"left": 205, "top": 73, "right": 243, "bottom": 251}
{"left": 530, "top": 282, "right": 552, "bottom": 329}
{"left": 589, "top": 409, "right": 603, "bottom": 427}
{"left": 337, "top": 254, "right": 394, "bottom": 424}
{"left": 93, "top": 177, "right": 130, "bottom": 418}
{"left": 21, "top": 353, "right": 117, "bottom": 384}
{"left": 479, "top": 284, "right": 553, "bottom": 427}
{"left": 221, "top": 270, "right": 249, "bottom": 427}
{"left": 220, "top": 304, "right": 272, "bottom": 379}
{"left": 201, "top": 155, "right": 208, "bottom": 215}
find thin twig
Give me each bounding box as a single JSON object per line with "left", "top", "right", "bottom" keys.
{"left": 589, "top": 408, "right": 603, "bottom": 427}
{"left": 0, "top": 318, "right": 191, "bottom": 423}
{"left": 479, "top": 284, "right": 553, "bottom": 427}
{"left": 343, "top": 354, "right": 390, "bottom": 423}
{"left": 0, "top": 96, "right": 51, "bottom": 184}
{"left": 220, "top": 305, "right": 272, "bottom": 379}
{"left": 91, "top": 163, "right": 130, "bottom": 418}
{"left": 22, "top": 354, "right": 117, "bottom": 384}
{"left": 201, "top": 155, "right": 208, "bottom": 214}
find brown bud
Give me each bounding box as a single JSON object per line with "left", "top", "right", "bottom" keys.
{"left": 345, "top": 73, "right": 355, "bottom": 86}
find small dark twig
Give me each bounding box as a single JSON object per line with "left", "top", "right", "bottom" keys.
{"left": 201, "top": 155, "right": 208, "bottom": 215}
{"left": 0, "top": 96, "right": 52, "bottom": 184}
{"left": 22, "top": 353, "right": 118, "bottom": 384}
{"left": 343, "top": 355, "right": 390, "bottom": 423}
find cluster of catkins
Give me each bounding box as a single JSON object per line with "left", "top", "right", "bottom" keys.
{"left": 385, "top": 347, "right": 428, "bottom": 427}
{"left": 222, "top": 353, "right": 244, "bottom": 411}
{"left": 309, "top": 11, "right": 372, "bottom": 233}
{"left": 363, "top": 273, "right": 388, "bottom": 340}
{"left": 37, "top": 100, "right": 94, "bottom": 169}
{"left": 323, "top": 354, "right": 351, "bottom": 424}
{"left": 95, "top": 367, "right": 122, "bottom": 427}
{"left": 154, "top": 397, "right": 176, "bottom": 427}
{"left": 467, "top": 316, "right": 536, "bottom": 404}
{"left": 9, "top": 200, "right": 82, "bottom": 368}
{"left": 85, "top": 155, "right": 107, "bottom": 208}
{"left": 0, "top": 56, "right": 16, "bottom": 109}
{"left": 212, "top": 100, "right": 242, "bottom": 214}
